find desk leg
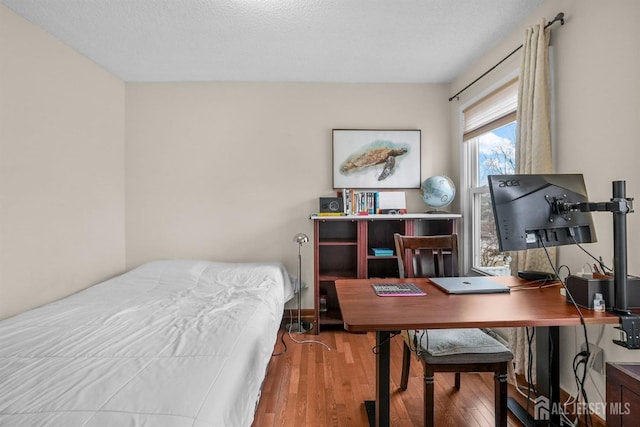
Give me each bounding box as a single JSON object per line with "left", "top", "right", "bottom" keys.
{"left": 375, "top": 331, "right": 391, "bottom": 427}
{"left": 507, "top": 326, "right": 561, "bottom": 427}
{"left": 537, "top": 326, "right": 561, "bottom": 427}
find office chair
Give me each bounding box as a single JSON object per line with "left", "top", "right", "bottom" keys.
{"left": 394, "top": 233, "right": 513, "bottom": 427}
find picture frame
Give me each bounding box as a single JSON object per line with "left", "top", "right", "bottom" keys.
{"left": 332, "top": 129, "right": 421, "bottom": 189}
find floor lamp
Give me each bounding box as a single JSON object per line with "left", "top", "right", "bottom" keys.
{"left": 288, "top": 232, "right": 309, "bottom": 333}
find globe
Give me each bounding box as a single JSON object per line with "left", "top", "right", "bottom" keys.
{"left": 421, "top": 175, "right": 456, "bottom": 211}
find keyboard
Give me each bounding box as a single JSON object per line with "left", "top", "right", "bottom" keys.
{"left": 372, "top": 283, "right": 426, "bottom": 297}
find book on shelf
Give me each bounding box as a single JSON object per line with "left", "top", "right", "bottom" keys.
{"left": 371, "top": 247, "right": 394, "bottom": 256}
{"left": 315, "top": 212, "right": 345, "bottom": 216}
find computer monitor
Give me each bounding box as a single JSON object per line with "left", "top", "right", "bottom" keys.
{"left": 487, "top": 174, "right": 597, "bottom": 252}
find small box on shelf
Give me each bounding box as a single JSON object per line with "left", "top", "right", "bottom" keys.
{"left": 371, "top": 248, "right": 394, "bottom": 256}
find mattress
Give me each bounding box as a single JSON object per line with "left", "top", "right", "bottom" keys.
{"left": 0, "top": 259, "right": 293, "bottom": 426}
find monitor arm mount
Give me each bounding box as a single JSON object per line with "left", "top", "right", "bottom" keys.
{"left": 553, "top": 181, "right": 639, "bottom": 349}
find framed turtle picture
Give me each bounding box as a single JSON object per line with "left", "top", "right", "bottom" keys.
{"left": 332, "top": 129, "right": 421, "bottom": 189}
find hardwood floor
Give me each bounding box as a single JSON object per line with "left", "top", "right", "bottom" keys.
{"left": 252, "top": 326, "right": 529, "bottom": 427}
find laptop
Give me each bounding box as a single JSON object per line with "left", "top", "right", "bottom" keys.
{"left": 429, "top": 276, "right": 510, "bottom": 294}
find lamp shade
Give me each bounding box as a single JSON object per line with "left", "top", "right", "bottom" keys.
{"left": 293, "top": 233, "right": 309, "bottom": 244}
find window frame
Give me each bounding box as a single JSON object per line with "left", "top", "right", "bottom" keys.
{"left": 459, "top": 75, "right": 518, "bottom": 276}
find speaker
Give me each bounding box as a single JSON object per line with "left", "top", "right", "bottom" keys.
{"left": 319, "top": 197, "right": 344, "bottom": 213}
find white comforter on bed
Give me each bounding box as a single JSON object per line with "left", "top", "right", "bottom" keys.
{"left": 0, "top": 259, "right": 293, "bottom": 427}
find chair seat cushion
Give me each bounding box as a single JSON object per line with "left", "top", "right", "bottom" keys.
{"left": 405, "top": 328, "right": 512, "bottom": 357}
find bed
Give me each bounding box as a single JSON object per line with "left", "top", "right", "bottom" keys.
{"left": 0, "top": 259, "right": 294, "bottom": 426}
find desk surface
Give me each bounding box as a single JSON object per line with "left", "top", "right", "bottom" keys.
{"left": 335, "top": 276, "right": 621, "bottom": 332}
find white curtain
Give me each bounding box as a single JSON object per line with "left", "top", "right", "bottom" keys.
{"left": 509, "top": 19, "right": 553, "bottom": 384}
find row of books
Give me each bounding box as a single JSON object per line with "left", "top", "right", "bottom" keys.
{"left": 342, "top": 189, "right": 378, "bottom": 215}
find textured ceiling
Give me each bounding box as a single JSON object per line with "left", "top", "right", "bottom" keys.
{"left": 1, "top": 0, "right": 545, "bottom": 83}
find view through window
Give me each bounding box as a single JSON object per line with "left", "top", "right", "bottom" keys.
{"left": 468, "top": 121, "right": 516, "bottom": 276}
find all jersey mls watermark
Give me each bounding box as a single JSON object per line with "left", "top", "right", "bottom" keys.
{"left": 534, "top": 396, "right": 631, "bottom": 420}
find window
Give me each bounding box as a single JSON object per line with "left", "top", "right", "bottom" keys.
{"left": 463, "top": 80, "right": 517, "bottom": 275}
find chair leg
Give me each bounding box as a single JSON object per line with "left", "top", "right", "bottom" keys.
{"left": 423, "top": 368, "right": 435, "bottom": 427}
{"left": 400, "top": 342, "right": 411, "bottom": 391}
{"left": 494, "top": 366, "right": 509, "bottom": 427}
{"left": 454, "top": 372, "right": 461, "bottom": 390}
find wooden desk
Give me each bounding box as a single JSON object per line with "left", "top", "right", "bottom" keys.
{"left": 335, "top": 276, "right": 621, "bottom": 427}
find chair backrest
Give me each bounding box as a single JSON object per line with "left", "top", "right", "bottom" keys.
{"left": 394, "top": 233, "right": 459, "bottom": 279}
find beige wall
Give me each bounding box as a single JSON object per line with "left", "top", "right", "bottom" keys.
{"left": 125, "top": 82, "right": 451, "bottom": 308}
{"left": 450, "top": 0, "right": 640, "bottom": 416}
{"left": 0, "top": 5, "right": 126, "bottom": 319}
{"left": 0, "top": 3, "right": 452, "bottom": 316}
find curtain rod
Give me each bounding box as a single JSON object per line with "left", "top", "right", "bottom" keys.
{"left": 448, "top": 12, "right": 565, "bottom": 102}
